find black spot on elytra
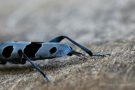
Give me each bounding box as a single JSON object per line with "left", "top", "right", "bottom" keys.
{"left": 24, "top": 42, "right": 42, "bottom": 57}
{"left": 2, "top": 46, "right": 13, "bottom": 58}
{"left": 49, "top": 47, "right": 57, "bottom": 54}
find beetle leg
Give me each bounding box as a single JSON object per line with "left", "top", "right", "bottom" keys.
{"left": 49, "top": 36, "right": 93, "bottom": 56}
{"left": 18, "top": 50, "right": 50, "bottom": 81}
{"left": 91, "top": 53, "right": 111, "bottom": 60}
{"left": 49, "top": 36, "right": 111, "bottom": 57}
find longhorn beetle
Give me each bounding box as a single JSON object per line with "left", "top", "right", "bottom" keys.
{"left": 0, "top": 36, "right": 110, "bottom": 81}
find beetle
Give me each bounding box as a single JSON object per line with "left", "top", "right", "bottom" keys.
{"left": 0, "top": 36, "right": 110, "bottom": 81}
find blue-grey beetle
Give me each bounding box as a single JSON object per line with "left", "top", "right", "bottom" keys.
{"left": 0, "top": 36, "right": 110, "bottom": 81}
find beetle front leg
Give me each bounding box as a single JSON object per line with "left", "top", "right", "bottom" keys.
{"left": 18, "top": 50, "right": 50, "bottom": 82}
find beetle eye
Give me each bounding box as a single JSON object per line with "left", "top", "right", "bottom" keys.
{"left": 49, "top": 47, "right": 57, "bottom": 54}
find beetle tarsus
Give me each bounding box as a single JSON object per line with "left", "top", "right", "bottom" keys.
{"left": 92, "top": 53, "right": 111, "bottom": 59}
